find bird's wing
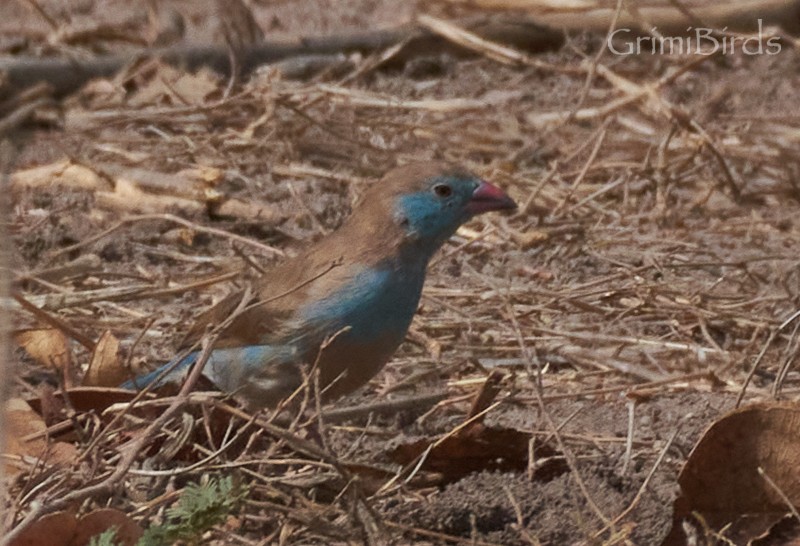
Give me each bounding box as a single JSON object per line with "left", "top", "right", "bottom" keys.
{"left": 178, "top": 286, "right": 281, "bottom": 350}
{"left": 178, "top": 240, "right": 363, "bottom": 351}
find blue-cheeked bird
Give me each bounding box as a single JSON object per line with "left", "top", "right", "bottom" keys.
{"left": 123, "top": 161, "right": 516, "bottom": 408}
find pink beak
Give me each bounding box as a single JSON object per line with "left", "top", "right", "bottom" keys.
{"left": 467, "top": 180, "right": 517, "bottom": 215}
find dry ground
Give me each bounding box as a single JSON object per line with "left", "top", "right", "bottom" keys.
{"left": 4, "top": 1, "right": 800, "bottom": 545}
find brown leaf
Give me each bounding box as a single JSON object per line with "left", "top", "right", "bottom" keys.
{"left": 14, "top": 328, "right": 72, "bottom": 375}
{"left": 390, "top": 424, "right": 567, "bottom": 485}
{"left": 26, "top": 387, "right": 140, "bottom": 416}
{"left": 750, "top": 515, "right": 800, "bottom": 546}
{"left": 6, "top": 508, "right": 142, "bottom": 546}
{"left": 70, "top": 509, "right": 143, "bottom": 546}
{"left": 84, "top": 331, "right": 126, "bottom": 387}
{"left": 662, "top": 402, "right": 800, "bottom": 545}
{"left": 7, "top": 510, "right": 77, "bottom": 546}
{"left": 4, "top": 398, "right": 76, "bottom": 477}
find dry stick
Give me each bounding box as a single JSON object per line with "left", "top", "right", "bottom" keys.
{"left": 416, "top": 14, "right": 527, "bottom": 66}
{"left": 621, "top": 399, "right": 636, "bottom": 476}
{"left": 48, "top": 212, "right": 284, "bottom": 261}
{"left": 291, "top": 37, "right": 410, "bottom": 116}
{"left": 539, "top": 406, "right": 585, "bottom": 448}
{"left": 489, "top": 0, "right": 800, "bottom": 35}
{"left": 567, "top": 0, "right": 624, "bottom": 125}
{"left": 315, "top": 84, "right": 505, "bottom": 112}
{"left": 276, "top": 97, "right": 392, "bottom": 156}
{"left": 415, "top": 13, "right": 578, "bottom": 74}
{"left": 18, "top": 270, "right": 241, "bottom": 311}
{"left": 503, "top": 485, "right": 541, "bottom": 546}
{"left": 592, "top": 59, "right": 741, "bottom": 198}
{"left": 552, "top": 121, "right": 609, "bottom": 216}
{"left": 12, "top": 292, "right": 95, "bottom": 350}
{"left": 284, "top": 18, "right": 545, "bottom": 158}
{"left": 570, "top": 174, "right": 627, "bottom": 211}
{"left": 758, "top": 466, "right": 800, "bottom": 523}
{"left": 773, "top": 315, "right": 800, "bottom": 396}
{"left": 216, "top": 403, "right": 347, "bottom": 472}
{"left": 15, "top": 253, "right": 101, "bottom": 284}
{"left": 737, "top": 308, "right": 800, "bottom": 407}
{"left": 521, "top": 161, "right": 559, "bottom": 214}
{"left": 0, "top": 140, "right": 16, "bottom": 519}
{"left": 22, "top": 0, "right": 58, "bottom": 29}
{"left": 221, "top": 388, "right": 387, "bottom": 542}
{"left": 122, "top": 409, "right": 259, "bottom": 478}
{"left": 398, "top": 400, "right": 506, "bottom": 489}
{"left": 322, "top": 392, "right": 448, "bottom": 423}
{"left": 529, "top": 326, "right": 721, "bottom": 355}
{"left": 686, "top": 117, "right": 741, "bottom": 200}
{"left": 371, "top": 397, "right": 507, "bottom": 497}
{"left": 591, "top": 428, "right": 679, "bottom": 540}
{"left": 529, "top": 53, "right": 715, "bottom": 129}
{"left": 383, "top": 520, "right": 502, "bottom": 546}
{"left": 0, "top": 97, "right": 53, "bottom": 137}
{"left": 529, "top": 371, "right": 712, "bottom": 402}
{"left": 122, "top": 317, "right": 156, "bottom": 379}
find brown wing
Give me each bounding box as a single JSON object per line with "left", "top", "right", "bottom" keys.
{"left": 178, "top": 286, "right": 287, "bottom": 349}
{"left": 178, "top": 241, "right": 364, "bottom": 351}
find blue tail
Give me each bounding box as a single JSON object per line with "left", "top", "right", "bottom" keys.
{"left": 120, "top": 352, "right": 198, "bottom": 390}
{"left": 120, "top": 345, "right": 300, "bottom": 407}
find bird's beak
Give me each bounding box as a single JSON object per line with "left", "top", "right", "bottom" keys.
{"left": 467, "top": 180, "right": 517, "bottom": 215}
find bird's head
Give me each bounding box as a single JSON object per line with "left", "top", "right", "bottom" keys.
{"left": 382, "top": 162, "right": 517, "bottom": 255}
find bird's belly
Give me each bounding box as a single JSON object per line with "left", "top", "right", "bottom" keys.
{"left": 297, "top": 263, "right": 425, "bottom": 397}
{"left": 315, "top": 332, "right": 404, "bottom": 399}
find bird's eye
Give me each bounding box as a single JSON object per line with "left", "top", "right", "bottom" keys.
{"left": 433, "top": 184, "right": 452, "bottom": 198}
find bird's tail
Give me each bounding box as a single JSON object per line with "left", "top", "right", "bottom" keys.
{"left": 119, "top": 351, "right": 198, "bottom": 391}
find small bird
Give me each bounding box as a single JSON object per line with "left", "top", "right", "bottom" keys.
{"left": 123, "top": 161, "right": 516, "bottom": 408}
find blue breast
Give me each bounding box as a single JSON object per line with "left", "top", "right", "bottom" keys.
{"left": 299, "top": 259, "right": 426, "bottom": 346}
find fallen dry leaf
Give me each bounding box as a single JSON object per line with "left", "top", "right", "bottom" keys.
{"left": 662, "top": 401, "right": 800, "bottom": 545}
{"left": 14, "top": 328, "right": 73, "bottom": 376}
{"left": 7, "top": 510, "right": 78, "bottom": 546}
{"left": 390, "top": 423, "right": 567, "bottom": 485}
{"left": 7, "top": 508, "right": 142, "bottom": 546}
{"left": 26, "top": 387, "right": 140, "bottom": 416}
{"left": 83, "top": 330, "right": 126, "bottom": 387}
{"left": 4, "top": 398, "right": 77, "bottom": 477}
{"left": 69, "top": 508, "right": 143, "bottom": 546}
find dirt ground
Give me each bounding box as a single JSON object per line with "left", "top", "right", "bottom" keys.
{"left": 4, "top": 1, "right": 800, "bottom": 545}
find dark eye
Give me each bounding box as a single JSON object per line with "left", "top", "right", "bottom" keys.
{"left": 433, "top": 184, "right": 452, "bottom": 198}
